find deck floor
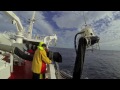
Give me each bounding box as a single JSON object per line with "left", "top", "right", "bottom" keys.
{"left": 9, "top": 61, "right": 32, "bottom": 79}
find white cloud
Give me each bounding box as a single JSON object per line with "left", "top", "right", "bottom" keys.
{"left": 100, "top": 19, "right": 120, "bottom": 41}
{"left": 95, "top": 15, "right": 120, "bottom": 50}
{"left": 53, "top": 11, "right": 84, "bottom": 29}
{"left": 34, "top": 17, "right": 54, "bottom": 35}
{"left": 56, "top": 29, "right": 78, "bottom": 48}
{"left": 52, "top": 11, "right": 114, "bottom": 29}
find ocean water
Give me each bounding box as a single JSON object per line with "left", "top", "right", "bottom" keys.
{"left": 50, "top": 47, "right": 120, "bottom": 79}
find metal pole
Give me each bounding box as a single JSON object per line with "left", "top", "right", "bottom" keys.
{"left": 10, "top": 53, "right": 13, "bottom": 73}
{"left": 27, "top": 11, "right": 36, "bottom": 39}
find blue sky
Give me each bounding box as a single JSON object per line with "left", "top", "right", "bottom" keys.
{"left": 0, "top": 11, "right": 120, "bottom": 50}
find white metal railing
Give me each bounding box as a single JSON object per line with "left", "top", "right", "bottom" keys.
{"left": 0, "top": 52, "right": 14, "bottom": 78}
{"left": 45, "top": 64, "right": 56, "bottom": 79}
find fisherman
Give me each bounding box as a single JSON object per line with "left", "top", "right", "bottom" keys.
{"left": 27, "top": 45, "right": 37, "bottom": 55}
{"left": 32, "top": 42, "right": 52, "bottom": 79}
{"left": 27, "top": 45, "right": 34, "bottom": 55}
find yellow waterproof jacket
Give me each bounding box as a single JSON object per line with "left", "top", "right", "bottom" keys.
{"left": 32, "top": 48, "right": 51, "bottom": 74}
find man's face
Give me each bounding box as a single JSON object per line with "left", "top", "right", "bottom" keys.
{"left": 43, "top": 46, "right": 46, "bottom": 49}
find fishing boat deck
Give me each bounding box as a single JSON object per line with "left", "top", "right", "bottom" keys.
{"left": 9, "top": 61, "right": 32, "bottom": 79}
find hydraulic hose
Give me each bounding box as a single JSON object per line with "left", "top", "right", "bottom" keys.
{"left": 74, "top": 32, "right": 81, "bottom": 54}
{"left": 73, "top": 36, "right": 87, "bottom": 79}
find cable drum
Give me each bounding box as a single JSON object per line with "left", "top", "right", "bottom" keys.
{"left": 47, "top": 51, "right": 62, "bottom": 63}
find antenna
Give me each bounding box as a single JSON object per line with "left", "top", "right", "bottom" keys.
{"left": 83, "top": 11, "right": 87, "bottom": 26}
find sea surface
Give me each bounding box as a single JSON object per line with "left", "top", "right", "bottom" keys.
{"left": 50, "top": 47, "right": 120, "bottom": 79}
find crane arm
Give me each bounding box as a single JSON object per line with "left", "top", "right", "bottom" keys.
{"left": 4, "top": 11, "right": 24, "bottom": 32}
